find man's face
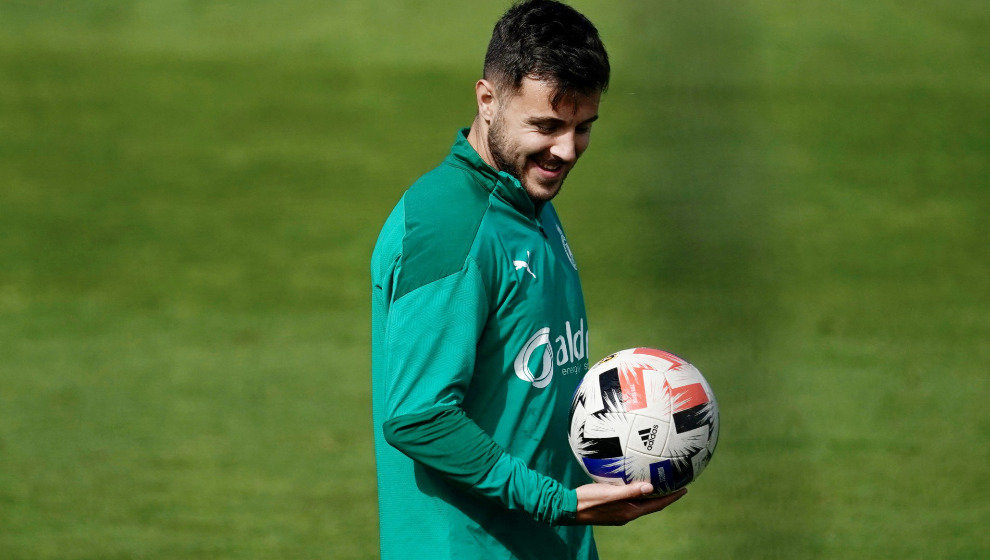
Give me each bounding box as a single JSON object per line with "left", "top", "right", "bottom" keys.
{"left": 487, "top": 77, "right": 601, "bottom": 202}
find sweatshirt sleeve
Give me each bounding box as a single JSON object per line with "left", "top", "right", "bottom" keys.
{"left": 379, "top": 257, "right": 577, "bottom": 525}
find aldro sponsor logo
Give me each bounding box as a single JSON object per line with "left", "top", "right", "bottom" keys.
{"left": 639, "top": 425, "right": 659, "bottom": 451}
{"left": 514, "top": 319, "right": 589, "bottom": 388}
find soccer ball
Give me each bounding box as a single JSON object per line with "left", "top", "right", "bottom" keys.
{"left": 567, "top": 347, "right": 719, "bottom": 495}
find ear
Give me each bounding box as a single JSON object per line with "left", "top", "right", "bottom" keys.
{"left": 475, "top": 79, "right": 497, "bottom": 124}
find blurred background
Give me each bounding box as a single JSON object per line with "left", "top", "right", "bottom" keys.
{"left": 1, "top": 1, "right": 987, "bottom": 558}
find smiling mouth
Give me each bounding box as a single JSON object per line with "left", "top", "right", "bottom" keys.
{"left": 533, "top": 159, "right": 566, "bottom": 174}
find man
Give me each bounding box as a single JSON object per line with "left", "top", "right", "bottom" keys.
{"left": 371, "top": 2, "right": 685, "bottom": 558}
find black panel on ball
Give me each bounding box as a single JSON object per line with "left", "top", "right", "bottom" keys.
{"left": 579, "top": 436, "right": 623, "bottom": 459}
{"left": 597, "top": 368, "right": 623, "bottom": 412}
{"left": 673, "top": 403, "right": 711, "bottom": 434}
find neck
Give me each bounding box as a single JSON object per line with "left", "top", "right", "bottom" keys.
{"left": 467, "top": 115, "right": 499, "bottom": 171}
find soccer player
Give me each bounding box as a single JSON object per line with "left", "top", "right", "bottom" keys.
{"left": 371, "top": 2, "right": 685, "bottom": 558}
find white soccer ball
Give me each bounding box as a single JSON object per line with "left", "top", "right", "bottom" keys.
{"left": 567, "top": 347, "right": 719, "bottom": 494}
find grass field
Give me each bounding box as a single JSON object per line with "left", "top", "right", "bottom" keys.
{"left": 1, "top": 1, "right": 987, "bottom": 558}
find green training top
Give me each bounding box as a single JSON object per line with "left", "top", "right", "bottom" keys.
{"left": 371, "top": 129, "right": 596, "bottom": 559}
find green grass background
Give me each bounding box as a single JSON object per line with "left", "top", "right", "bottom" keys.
{"left": 1, "top": 1, "right": 987, "bottom": 558}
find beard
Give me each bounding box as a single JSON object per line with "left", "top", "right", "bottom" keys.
{"left": 487, "top": 113, "right": 566, "bottom": 203}
{"left": 487, "top": 112, "right": 523, "bottom": 181}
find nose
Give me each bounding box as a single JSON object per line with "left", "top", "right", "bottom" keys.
{"left": 549, "top": 132, "right": 577, "bottom": 163}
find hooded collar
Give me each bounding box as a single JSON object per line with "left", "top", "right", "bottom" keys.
{"left": 444, "top": 127, "right": 544, "bottom": 220}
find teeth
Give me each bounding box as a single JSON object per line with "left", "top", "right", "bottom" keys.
{"left": 533, "top": 159, "right": 563, "bottom": 172}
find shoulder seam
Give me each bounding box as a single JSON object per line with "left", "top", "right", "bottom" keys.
{"left": 464, "top": 254, "right": 491, "bottom": 307}
{"left": 393, "top": 199, "right": 492, "bottom": 301}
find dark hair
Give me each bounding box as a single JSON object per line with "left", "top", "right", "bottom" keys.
{"left": 484, "top": 0, "right": 610, "bottom": 106}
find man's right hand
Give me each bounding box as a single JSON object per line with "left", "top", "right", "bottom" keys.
{"left": 566, "top": 482, "right": 687, "bottom": 526}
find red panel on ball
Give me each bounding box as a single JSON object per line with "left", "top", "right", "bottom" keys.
{"left": 618, "top": 364, "right": 649, "bottom": 411}
{"left": 670, "top": 383, "right": 709, "bottom": 412}
{"left": 633, "top": 347, "right": 685, "bottom": 368}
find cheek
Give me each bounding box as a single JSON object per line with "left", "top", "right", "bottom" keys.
{"left": 522, "top": 136, "right": 556, "bottom": 158}
{"left": 576, "top": 135, "right": 591, "bottom": 156}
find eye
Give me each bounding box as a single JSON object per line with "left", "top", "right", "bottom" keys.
{"left": 576, "top": 125, "right": 592, "bottom": 135}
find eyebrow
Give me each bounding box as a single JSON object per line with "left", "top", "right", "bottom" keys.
{"left": 526, "top": 115, "right": 599, "bottom": 127}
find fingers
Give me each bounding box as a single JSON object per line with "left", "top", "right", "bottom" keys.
{"left": 612, "top": 488, "right": 687, "bottom": 524}
{"left": 633, "top": 488, "right": 687, "bottom": 514}
{"left": 576, "top": 482, "right": 688, "bottom": 516}
{"left": 611, "top": 482, "right": 656, "bottom": 501}
{"left": 577, "top": 481, "right": 653, "bottom": 510}
{"left": 576, "top": 486, "right": 687, "bottom": 525}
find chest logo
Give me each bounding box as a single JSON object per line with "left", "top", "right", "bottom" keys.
{"left": 513, "top": 251, "right": 537, "bottom": 279}
{"left": 556, "top": 225, "right": 578, "bottom": 270}
{"left": 513, "top": 319, "right": 590, "bottom": 389}
{"left": 514, "top": 327, "right": 553, "bottom": 388}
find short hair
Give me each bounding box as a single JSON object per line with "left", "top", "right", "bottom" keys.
{"left": 484, "top": 0, "right": 610, "bottom": 106}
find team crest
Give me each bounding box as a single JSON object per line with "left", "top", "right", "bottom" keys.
{"left": 556, "top": 224, "right": 578, "bottom": 270}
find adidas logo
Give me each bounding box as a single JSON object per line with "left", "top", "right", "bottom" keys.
{"left": 639, "top": 425, "right": 659, "bottom": 451}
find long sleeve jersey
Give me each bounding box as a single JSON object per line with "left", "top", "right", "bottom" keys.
{"left": 371, "top": 129, "right": 597, "bottom": 559}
